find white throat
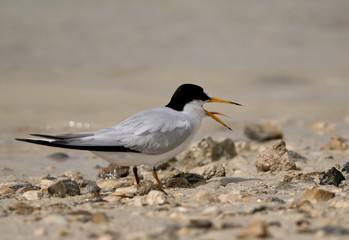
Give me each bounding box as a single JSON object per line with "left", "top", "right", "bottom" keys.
{"left": 183, "top": 100, "right": 206, "bottom": 120}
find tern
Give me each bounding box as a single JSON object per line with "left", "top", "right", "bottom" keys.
{"left": 16, "top": 84, "right": 241, "bottom": 189}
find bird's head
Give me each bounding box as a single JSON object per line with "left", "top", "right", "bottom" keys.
{"left": 166, "top": 84, "right": 242, "bottom": 131}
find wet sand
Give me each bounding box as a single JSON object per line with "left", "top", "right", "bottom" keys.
{"left": 1, "top": 1, "right": 349, "bottom": 239}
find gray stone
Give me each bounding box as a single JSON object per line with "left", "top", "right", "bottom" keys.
{"left": 98, "top": 164, "right": 129, "bottom": 180}
{"left": 48, "top": 179, "right": 81, "bottom": 197}
{"left": 255, "top": 140, "right": 297, "bottom": 172}
{"left": 319, "top": 167, "right": 345, "bottom": 187}
{"left": 190, "top": 162, "right": 225, "bottom": 180}
{"left": 84, "top": 180, "right": 101, "bottom": 194}
{"left": 176, "top": 137, "right": 237, "bottom": 168}
{"left": 244, "top": 122, "right": 283, "bottom": 142}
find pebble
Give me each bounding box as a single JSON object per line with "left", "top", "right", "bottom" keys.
{"left": 97, "top": 179, "right": 123, "bottom": 191}
{"left": 341, "top": 162, "right": 349, "bottom": 174}
{"left": 48, "top": 179, "right": 81, "bottom": 197}
{"left": 244, "top": 121, "right": 283, "bottom": 142}
{"left": 60, "top": 170, "right": 84, "bottom": 181}
{"left": 113, "top": 185, "right": 137, "bottom": 198}
{"left": 0, "top": 186, "right": 15, "bottom": 196}
{"left": 83, "top": 180, "right": 101, "bottom": 194}
{"left": 201, "top": 206, "right": 221, "bottom": 216}
{"left": 98, "top": 163, "right": 129, "bottom": 179}
{"left": 164, "top": 169, "right": 205, "bottom": 187}
{"left": 9, "top": 202, "right": 34, "bottom": 215}
{"left": 319, "top": 167, "right": 345, "bottom": 187}
{"left": 190, "top": 162, "right": 225, "bottom": 180}
{"left": 22, "top": 190, "right": 42, "bottom": 200}
{"left": 34, "top": 227, "right": 47, "bottom": 237}
{"left": 176, "top": 137, "right": 237, "bottom": 167}
{"left": 187, "top": 219, "right": 212, "bottom": 229}
{"left": 312, "top": 121, "right": 336, "bottom": 135}
{"left": 195, "top": 191, "right": 215, "bottom": 203}
{"left": 47, "top": 152, "right": 70, "bottom": 161}
{"left": 296, "top": 219, "right": 312, "bottom": 233}
{"left": 8, "top": 183, "right": 31, "bottom": 192}
{"left": 146, "top": 190, "right": 168, "bottom": 205}
{"left": 165, "top": 177, "right": 190, "bottom": 188}
{"left": 255, "top": 140, "right": 297, "bottom": 172}
{"left": 92, "top": 212, "right": 108, "bottom": 223}
{"left": 43, "top": 214, "right": 67, "bottom": 225}
{"left": 316, "top": 226, "right": 349, "bottom": 236}
{"left": 68, "top": 210, "right": 93, "bottom": 222}
{"left": 301, "top": 188, "right": 335, "bottom": 203}
{"left": 16, "top": 184, "right": 40, "bottom": 194}
{"left": 237, "top": 220, "right": 270, "bottom": 239}
{"left": 136, "top": 179, "right": 162, "bottom": 195}
{"left": 320, "top": 136, "right": 349, "bottom": 151}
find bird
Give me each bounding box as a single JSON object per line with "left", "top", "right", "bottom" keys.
{"left": 16, "top": 84, "right": 241, "bottom": 189}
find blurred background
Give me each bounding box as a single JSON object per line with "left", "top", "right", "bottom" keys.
{"left": 1, "top": 0, "right": 349, "bottom": 156}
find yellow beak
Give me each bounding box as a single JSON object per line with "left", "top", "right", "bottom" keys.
{"left": 204, "top": 97, "right": 242, "bottom": 131}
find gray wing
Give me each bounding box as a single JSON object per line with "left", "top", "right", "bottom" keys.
{"left": 90, "top": 108, "right": 194, "bottom": 154}
{"left": 18, "top": 108, "right": 194, "bottom": 154}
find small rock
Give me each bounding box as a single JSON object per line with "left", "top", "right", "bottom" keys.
{"left": 0, "top": 186, "right": 15, "bottom": 196}
{"left": 255, "top": 140, "right": 297, "bottom": 172}
{"left": 43, "top": 214, "right": 67, "bottom": 225}
{"left": 37, "top": 179, "right": 55, "bottom": 193}
{"left": 48, "top": 179, "right": 80, "bottom": 197}
{"left": 48, "top": 152, "right": 70, "bottom": 161}
{"left": 84, "top": 180, "right": 101, "bottom": 194}
{"left": 301, "top": 188, "right": 335, "bottom": 203}
{"left": 296, "top": 219, "right": 312, "bottom": 233}
{"left": 113, "top": 185, "right": 137, "bottom": 198}
{"left": 165, "top": 177, "right": 190, "bottom": 188}
{"left": 341, "top": 162, "right": 349, "bottom": 174}
{"left": 60, "top": 170, "right": 84, "bottom": 181}
{"left": 9, "top": 202, "right": 34, "bottom": 215}
{"left": 176, "top": 137, "right": 237, "bottom": 167}
{"left": 164, "top": 169, "right": 205, "bottom": 187}
{"left": 136, "top": 180, "right": 162, "bottom": 196}
{"left": 195, "top": 191, "right": 215, "bottom": 203}
{"left": 237, "top": 220, "right": 270, "bottom": 239}
{"left": 320, "top": 136, "right": 349, "bottom": 151}
{"left": 98, "top": 164, "right": 129, "bottom": 179}
{"left": 38, "top": 179, "right": 55, "bottom": 188}
{"left": 9, "top": 184, "right": 31, "bottom": 192}
{"left": 97, "top": 179, "right": 122, "bottom": 191}
{"left": 23, "top": 190, "right": 42, "bottom": 200}
{"left": 244, "top": 121, "right": 283, "bottom": 142}
{"left": 320, "top": 167, "right": 345, "bottom": 187}
{"left": 283, "top": 172, "right": 321, "bottom": 183}
{"left": 201, "top": 206, "right": 221, "bottom": 216}
{"left": 312, "top": 121, "right": 336, "bottom": 135}
{"left": 68, "top": 210, "right": 93, "bottom": 222}
{"left": 34, "top": 227, "right": 47, "bottom": 237}
{"left": 15, "top": 183, "right": 40, "bottom": 194}
{"left": 146, "top": 190, "right": 168, "bottom": 205}
{"left": 265, "top": 197, "right": 285, "bottom": 204}
{"left": 190, "top": 162, "right": 225, "bottom": 180}
{"left": 316, "top": 226, "right": 349, "bottom": 236}
{"left": 187, "top": 219, "right": 212, "bottom": 229}
{"left": 92, "top": 212, "right": 108, "bottom": 223}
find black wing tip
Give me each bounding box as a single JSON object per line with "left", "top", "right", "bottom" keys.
{"left": 15, "top": 138, "right": 29, "bottom": 142}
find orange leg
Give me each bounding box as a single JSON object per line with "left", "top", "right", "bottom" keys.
{"left": 133, "top": 166, "right": 140, "bottom": 184}
{"left": 152, "top": 166, "right": 164, "bottom": 189}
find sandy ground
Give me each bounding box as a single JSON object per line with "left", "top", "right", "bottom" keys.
{"left": 1, "top": 1, "right": 349, "bottom": 239}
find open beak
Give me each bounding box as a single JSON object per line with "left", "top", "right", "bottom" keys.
{"left": 204, "top": 97, "right": 242, "bottom": 131}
